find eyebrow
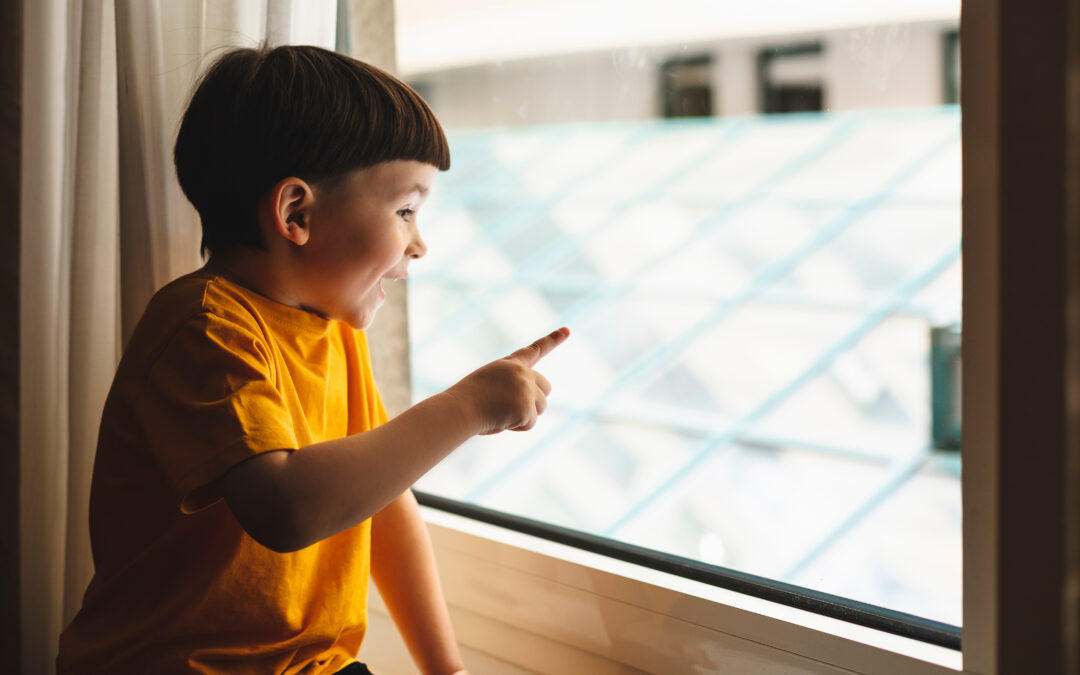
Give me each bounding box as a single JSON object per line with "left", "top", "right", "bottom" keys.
{"left": 399, "top": 183, "right": 429, "bottom": 200}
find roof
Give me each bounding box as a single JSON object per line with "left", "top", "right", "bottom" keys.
{"left": 409, "top": 106, "right": 962, "bottom": 625}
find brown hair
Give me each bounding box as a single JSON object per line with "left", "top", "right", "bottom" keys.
{"left": 174, "top": 45, "right": 451, "bottom": 257}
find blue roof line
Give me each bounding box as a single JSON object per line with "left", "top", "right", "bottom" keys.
{"left": 463, "top": 129, "right": 960, "bottom": 504}
{"left": 415, "top": 124, "right": 660, "bottom": 285}
{"left": 599, "top": 244, "right": 960, "bottom": 537}
{"left": 778, "top": 446, "right": 933, "bottom": 582}
{"left": 440, "top": 127, "right": 574, "bottom": 206}
{"left": 411, "top": 276, "right": 952, "bottom": 322}
{"left": 413, "top": 118, "right": 756, "bottom": 349}
{"left": 434, "top": 132, "right": 496, "bottom": 179}
{"left": 528, "top": 117, "right": 859, "bottom": 327}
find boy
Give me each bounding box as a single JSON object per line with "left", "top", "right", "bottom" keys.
{"left": 56, "top": 45, "right": 568, "bottom": 674}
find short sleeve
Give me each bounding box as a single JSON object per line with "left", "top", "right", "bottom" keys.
{"left": 135, "top": 311, "right": 299, "bottom": 512}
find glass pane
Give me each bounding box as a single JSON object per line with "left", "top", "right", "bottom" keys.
{"left": 400, "top": 1, "right": 962, "bottom": 626}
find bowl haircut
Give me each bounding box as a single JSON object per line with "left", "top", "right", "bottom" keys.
{"left": 174, "top": 44, "right": 451, "bottom": 258}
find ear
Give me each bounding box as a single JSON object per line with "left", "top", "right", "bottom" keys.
{"left": 267, "top": 177, "right": 313, "bottom": 247}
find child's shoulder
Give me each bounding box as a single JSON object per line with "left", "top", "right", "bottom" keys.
{"left": 138, "top": 271, "right": 259, "bottom": 337}
{"left": 120, "top": 272, "right": 268, "bottom": 370}
{"left": 125, "top": 270, "right": 340, "bottom": 368}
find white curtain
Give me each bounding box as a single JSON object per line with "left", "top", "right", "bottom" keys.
{"left": 19, "top": 2, "right": 337, "bottom": 673}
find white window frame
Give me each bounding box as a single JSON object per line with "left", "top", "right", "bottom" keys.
{"left": 364, "top": 0, "right": 1080, "bottom": 671}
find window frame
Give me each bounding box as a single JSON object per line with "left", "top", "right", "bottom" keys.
{"left": 414, "top": 490, "right": 961, "bottom": 650}
{"left": 371, "top": 0, "right": 1080, "bottom": 671}
{"left": 383, "top": 505, "right": 962, "bottom": 673}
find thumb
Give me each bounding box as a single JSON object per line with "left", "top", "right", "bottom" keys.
{"left": 510, "top": 327, "right": 570, "bottom": 366}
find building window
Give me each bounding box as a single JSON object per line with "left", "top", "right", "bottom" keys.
{"left": 943, "top": 30, "right": 960, "bottom": 105}
{"left": 660, "top": 55, "right": 714, "bottom": 118}
{"left": 757, "top": 43, "right": 825, "bottom": 114}
{"left": 931, "top": 324, "right": 961, "bottom": 451}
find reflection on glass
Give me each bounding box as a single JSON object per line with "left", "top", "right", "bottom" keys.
{"left": 401, "top": 1, "right": 962, "bottom": 626}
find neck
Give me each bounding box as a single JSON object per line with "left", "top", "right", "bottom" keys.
{"left": 202, "top": 248, "right": 303, "bottom": 311}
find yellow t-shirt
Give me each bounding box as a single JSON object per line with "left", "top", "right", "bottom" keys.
{"left": 58, "top": 272, "right": 388, "bottom": 675}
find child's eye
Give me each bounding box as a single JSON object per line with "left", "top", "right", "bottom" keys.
{"left": 396, "top": 208, "right": 414, "bottom": 220}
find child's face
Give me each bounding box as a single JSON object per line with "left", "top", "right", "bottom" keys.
{"left": 299, "top": 160, "right": 436, "bottom": 330}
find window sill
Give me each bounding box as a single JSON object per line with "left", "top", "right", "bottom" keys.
{"left": 367, "top": 505, "right": 962, "bottom": 673}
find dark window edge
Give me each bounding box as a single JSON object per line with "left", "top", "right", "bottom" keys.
{"left": 414, "top": 489, "right": 961, "bottom": 651}
{"left": 1, "top": 0, "right": 21, "bottom": 670}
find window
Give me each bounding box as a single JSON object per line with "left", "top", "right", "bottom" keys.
{"left": 943, "top": 30, "right": 960, "bottom": 106}
{"left": 661, "top": 55, "right": 714, "bottom": 118}
{"left": 757, "top": 43, "right": 825, "bottom": 114}
{"left": 398, "top": 1, "right": 963, "bottom": 648}
{"left": 930, "top": 324, "right": 961, "bottom": 451}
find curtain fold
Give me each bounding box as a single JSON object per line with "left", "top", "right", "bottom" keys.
{"left": 114, "top": 0, "right": 210, "bottom": 340}
{"left": 64, "top": 0, "right": 119, "bottom": 628}
{"left": 20, "top": 1, "right": 82, "bottom": 671}
{"left": 19, "top": 2, "right": 337, "bottom": 673}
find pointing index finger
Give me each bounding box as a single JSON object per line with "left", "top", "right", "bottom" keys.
{"left": 512, "top": 327, "right": 570, "bottom": 366}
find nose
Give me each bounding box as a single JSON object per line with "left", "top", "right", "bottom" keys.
{"left": 406, "top": 223, "right": 427, "bottom": 260}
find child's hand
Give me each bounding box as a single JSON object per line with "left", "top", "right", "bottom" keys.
{"left": 447, "top": 327, "right": 570, "bottom": 435}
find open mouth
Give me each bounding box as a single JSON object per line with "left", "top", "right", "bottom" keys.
{"left": 377, "top": 273, "right": 408, "bottom": 301}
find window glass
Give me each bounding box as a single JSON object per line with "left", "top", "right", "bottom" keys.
{"left": 400, "top": 1, "right": 962, "bottom": 626}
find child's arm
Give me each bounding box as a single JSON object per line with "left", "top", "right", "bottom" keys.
{"left": 218, "top": 328, "right": 569, "bottom": 554}
{"left": 371, "top": 490, "right": 465, "bottom": 675}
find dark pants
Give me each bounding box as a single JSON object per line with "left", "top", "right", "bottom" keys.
{"left": 334, "top": 663, "right": 374, "bottom": 675}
